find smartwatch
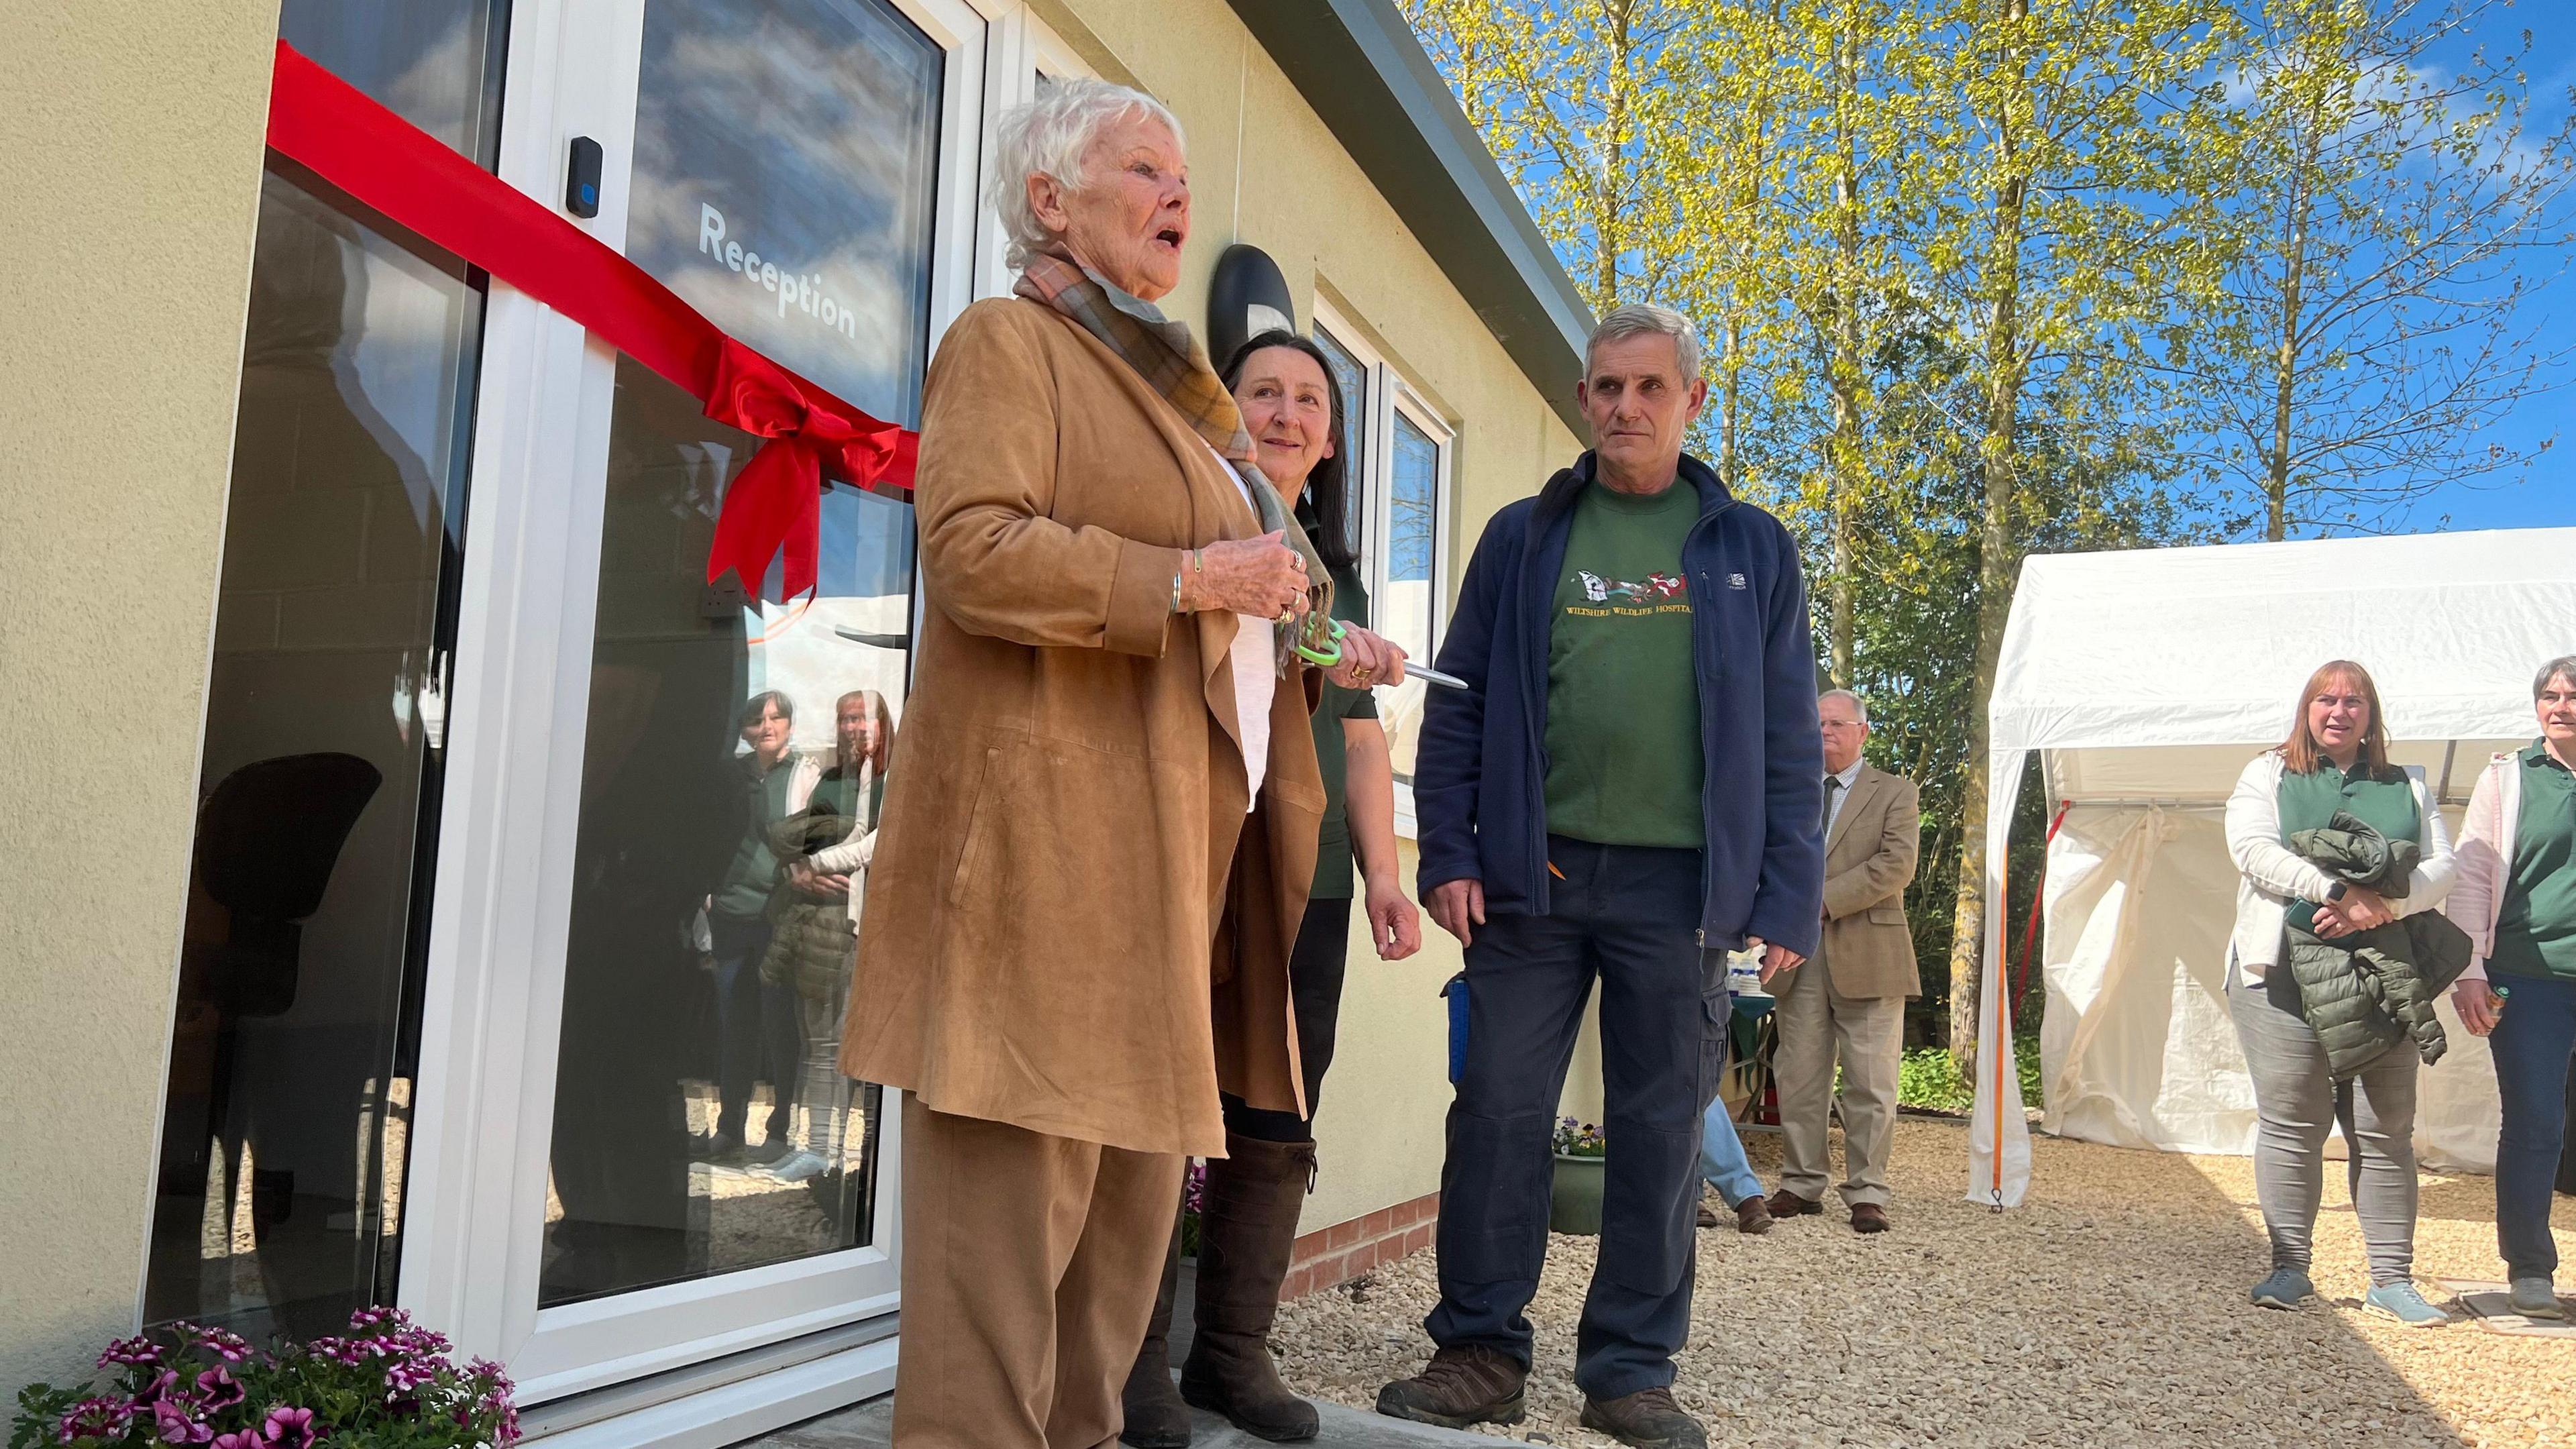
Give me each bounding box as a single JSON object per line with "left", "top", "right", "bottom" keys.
{"left": 2325, "top": 881, "right": 2349, "bottom": 904}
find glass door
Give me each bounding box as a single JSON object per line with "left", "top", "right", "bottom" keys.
{"left": 142, "top": 0, "right": 508, "bottom": 1347}
{"left": 396, "top": 0, "right": 990, "bottom": 1408}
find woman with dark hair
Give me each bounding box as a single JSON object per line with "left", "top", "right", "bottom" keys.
{"left": 2222, "top": 660, "right": 2455, "bottom": 1324}
{"left": 707, "top": 690, "right": 818, "bottom": 1167}
{"left": 763, "top": 690, "right": 898, "bottom": 1185}
{"left": 1120, "top": 331, "right": 1422, "bottom": 1446}
{"left": 2445, "top": 656, "right": 2576, "bottom": 1320}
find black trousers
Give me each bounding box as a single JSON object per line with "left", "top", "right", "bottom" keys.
{"left": 1425, "top": 838, "right": 1722, "bottom": 1400}
{"left": 1222, "top": 895, "right": 1354, "bottom": 1142}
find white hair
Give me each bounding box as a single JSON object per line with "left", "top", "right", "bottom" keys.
{"left": 1818, "top": 688, "right": 1870, "bottom": 726}
{"left": 1587, "top": 303, "right": 1704, "bottom": 387}
{"left": 987, "top": 78, "right": 1187, "bottom": 271}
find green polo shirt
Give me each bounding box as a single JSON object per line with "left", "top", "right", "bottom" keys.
{"left": 1307, "top": 541, "right": 1377, "bottom": 902}
{"left": 1542, "top": 482, "right": 1703, "bottom": 849}
{"left": 2277, "top": 757, "right": 2420, "bottom": 934}
{"left": 2490, "top": 741, "right": 2576, "bottom": 981}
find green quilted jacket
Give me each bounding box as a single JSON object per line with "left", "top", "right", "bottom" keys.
{"left": 2282, "top": 812, "right": 2473, "bottom": 1078}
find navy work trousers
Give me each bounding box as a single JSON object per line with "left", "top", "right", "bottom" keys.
{"left": 1425, "top": 837, "right": 1724, "bottom": 1399}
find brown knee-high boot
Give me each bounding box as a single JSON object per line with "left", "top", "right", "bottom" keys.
{"left": 1118, "top": 1201, "right": 1191, "bottom": 1448}
{"left": 1179, "top": 1134, "right": 1318, "bottom": 1442}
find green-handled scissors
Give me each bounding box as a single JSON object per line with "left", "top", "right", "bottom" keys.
{"left": 1288, "top": 586, "right": 1468, "bottom": 690}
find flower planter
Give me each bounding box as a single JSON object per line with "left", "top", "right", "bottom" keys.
{"left": 1550, "top": 1151, "right": 1606, "bottom": 1236}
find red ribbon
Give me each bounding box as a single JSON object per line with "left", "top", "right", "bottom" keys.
{"left": 263, "top": 41, "right": 917, "bottom": 600}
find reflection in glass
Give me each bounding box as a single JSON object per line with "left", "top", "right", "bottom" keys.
{"left": 278, "top": 0, "right": 508, "bottom": 166}
{"left": 541, "top": 0, "right": 939, "bottom": 1305}
{"left": 144, "top": 167, "right": 488, "bottom": 1339}
{"left": 1381, "top": 412, "right": 1441, "bottom": 781}
{"left": 626, "top": 0, "right": 942, "bottom": 419}
{"left": 1312, "top": 327, "right": 1372, "bottom": 557}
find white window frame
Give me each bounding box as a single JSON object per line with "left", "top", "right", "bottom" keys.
{"left": 398, "top": 0, "right": 994, "bottom": 1424}
{"left": 1309, "top": 297, "right": 1454, "bottom": 835}
{"left": 972, "top": 4, "right": 1092, "bottom": 299}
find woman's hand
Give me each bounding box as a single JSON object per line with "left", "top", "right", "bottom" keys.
{"left": 2337, "top": 885, "right": 2396, "bottom": 930}
{"left": 2453, "top": 979, "right": 2502, "bottom": 1036}
{"left": 1364, "top": 870, "right": 1422, "bottom": 961}
{"left": 1327, "top": 625, "right": 1407, "bottom": 692}
{"left": 1185, "top": 531, "right": 1308, "bottom": 620}
{"left": 788, "top": 861, "right": 851, "bottom": 900}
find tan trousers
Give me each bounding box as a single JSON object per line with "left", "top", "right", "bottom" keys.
{"left": 1772, "top": 949, "right": 1904, "bottom": 1210}
{"left": 894, "top": 1097, "right": 1188, "bottom": 1449}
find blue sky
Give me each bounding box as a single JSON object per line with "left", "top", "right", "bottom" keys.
{"left": 2407, "top": 2, "right": 2576, "bottom": 532}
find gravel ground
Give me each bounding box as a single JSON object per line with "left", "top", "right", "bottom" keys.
{"left": 1274, "top": 1118, "right": 2576, "bottom": 1449}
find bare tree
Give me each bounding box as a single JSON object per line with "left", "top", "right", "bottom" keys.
{"left": 2206, "top": 0, "right": 2574, "bottom": 539}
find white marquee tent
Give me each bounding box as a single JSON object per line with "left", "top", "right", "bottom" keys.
{"left": 1966, "top": 528, "right": 2576, "bottom": 1208}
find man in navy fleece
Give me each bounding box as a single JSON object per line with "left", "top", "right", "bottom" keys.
{"left": 1375, "top": 304, "right": 1824, "bottom": 1449}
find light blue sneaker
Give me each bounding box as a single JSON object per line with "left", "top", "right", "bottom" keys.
{"left": 2250, "top": 1267, "right": 2313, "bottom": 1309}
{"left": 2363, "top": 1282, "right": 2450, "bottom": 1327}
{"left": 2508, "top": 1277, "right": 2565, "bottom": 1320}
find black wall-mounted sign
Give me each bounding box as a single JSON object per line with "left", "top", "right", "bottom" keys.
{"left": 1208, "top": 244, "right": 1297, "bottom": 370}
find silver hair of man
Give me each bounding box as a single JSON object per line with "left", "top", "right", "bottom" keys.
{"left": 1818, "top": 688, "right": 1870, "bottom": 727}
{"left": 1586, "top": 303, "right": 1705, "bottom": 388}
{"left": 987, "top": 78, "right": 1187, "bottom": 271}
{"left": 2538, "top": 655, "right": 2576, "bottom": 700}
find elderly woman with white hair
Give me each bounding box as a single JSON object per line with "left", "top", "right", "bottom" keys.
{"left": 837, "top": 78, "right": 1403, "bottom": 1448}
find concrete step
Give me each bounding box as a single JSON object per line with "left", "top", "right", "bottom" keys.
{"left": 749, "top": 1388, "right": 1499, "bottom": 1448}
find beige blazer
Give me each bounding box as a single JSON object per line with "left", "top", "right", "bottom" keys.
{"left": 1776, "top": 764, "right": 1921, "bottom": 1000}
{"left": 839, "top": 297, "right": 1322, "bottom": 1159}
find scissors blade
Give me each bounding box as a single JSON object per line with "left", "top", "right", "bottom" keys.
{"left": 1407, "top": 663, "right": 1472, "bottom": 691}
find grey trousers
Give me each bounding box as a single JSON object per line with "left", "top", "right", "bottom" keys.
{"left": 2226, "top": 967, "right": 2420, "bottom": 1284}
{"left": 1772, "top": 952, "right": 1904, "bottom": 1210}
{"left": 796, "top": 981, "right": 855, "bottom": 1166}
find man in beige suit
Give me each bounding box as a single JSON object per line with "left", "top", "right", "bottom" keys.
{"left": 1763, "top": 689, "right": 1921, "bottom": 1232}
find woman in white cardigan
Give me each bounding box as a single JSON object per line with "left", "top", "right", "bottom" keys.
{"left": 763, "top": 690, "right": 894, "bottom": 1185}
{"left": 2443, "top": 656, "right": 2576, "bottom": 1320}
{"left": 2223, "top": 660, "right": 2455, "bottom": 1324}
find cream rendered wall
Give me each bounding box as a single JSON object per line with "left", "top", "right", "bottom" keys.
{"left": 0, "top": 2, "right": 276, "bottom": 1396}
{"left": 1038, "top": 0, "right": 1598, "bottom": 1235}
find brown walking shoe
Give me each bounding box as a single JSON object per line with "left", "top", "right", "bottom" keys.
{"left": 1579, "top": 1386, "right": 1708, "bottom": 1448}
{"left": 1850, "top": 1202, "right": 1889, "bottom": 1234}
{"left": 1374, "top": 1344, "right": 1526, "bottom": 1430}
{"left": 1765, "top": 1188, "right": 1822, "bottom": 1218}
{"left": 1735, "top": 1195, "right": 1774, "bottom": 1234}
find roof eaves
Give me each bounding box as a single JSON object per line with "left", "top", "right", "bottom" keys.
{"left": 1227, "top": 0, "right": 1594, "bottom": 435}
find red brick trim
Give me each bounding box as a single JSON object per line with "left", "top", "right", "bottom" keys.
{"left": 1279, "top": 1191, "right": 1439, "bottom": 1301}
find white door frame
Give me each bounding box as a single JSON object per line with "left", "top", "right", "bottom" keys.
{"left": 398, "top": 0, "right": 995, "bottom": 1406}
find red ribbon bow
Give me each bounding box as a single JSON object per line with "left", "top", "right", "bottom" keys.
{"left": 263, "top": 42, "right": 918, "bottom": 603}
{"left": 703, "top": 340, "right": 910, "bottom": 600}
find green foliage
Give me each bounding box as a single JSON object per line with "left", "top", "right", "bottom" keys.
{"left": 1898, "top": 1033, "right": 2043, "bottom": 1114}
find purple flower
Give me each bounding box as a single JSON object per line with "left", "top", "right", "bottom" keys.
{"left": 385, "top": 1356, "right": 441, "bottom": 1396}
{"left": 347, "top": 1306, "right": 405, "bottom": 1330}
{"left": 209, "top": 1433, "right": 266, "bottom": 1449}
{"left": 101, "top": 1335, "right": 166, "bottom": 1370}
{"left": 199, "top": 1330, "right": 254, "bottom": 1366}
{"left": 152, "top": 1397, "right": 215, "bottom": 1444}
{"left": 56, "top": 1396, "right": 138, "bottom": 1444}
{"left": 261, "top": 1405, "right": 321, "bottom": 1449}
{"left": 193, "top": 1368, "right": 246, "bottom": 1413}
{"left": 134, "top": 1368, "right": 182, "bottom": 1405}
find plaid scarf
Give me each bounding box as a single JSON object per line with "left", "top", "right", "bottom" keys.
{"left": 1016, "top": 251, "right": 1329, "bottom": 667}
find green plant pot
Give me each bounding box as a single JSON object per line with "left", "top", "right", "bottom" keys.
{"left": 1550, "top": 1152, "right": 1606, "bottom": 1236}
